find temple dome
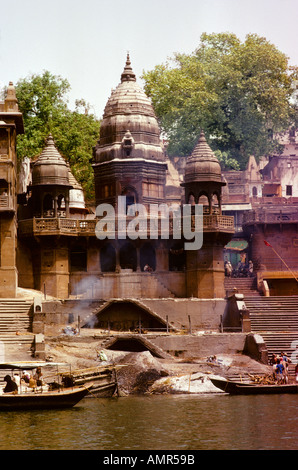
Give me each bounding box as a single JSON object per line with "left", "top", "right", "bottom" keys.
{"left": 184, "top": 131, "right": 223, "bottom": 184}
{"left": 32, "top": 134, "right": 71, "bottom": 186}
{"left": 93, "top": 54, "right": 165, "bottom": 164}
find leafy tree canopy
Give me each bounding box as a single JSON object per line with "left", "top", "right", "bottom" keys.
{"left": 14, "top": 71, "right": 100, "bottom": 200}
{"left": 142, "top": 33, "right": 298, "bottom": 168}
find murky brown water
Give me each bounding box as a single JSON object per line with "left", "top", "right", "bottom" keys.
{"left": 0, "top": 394, "right": 297, "bottom": 450}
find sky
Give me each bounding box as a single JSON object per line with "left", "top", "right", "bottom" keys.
{"left": 0, "top": 0, "right": 297, "bottom": 118}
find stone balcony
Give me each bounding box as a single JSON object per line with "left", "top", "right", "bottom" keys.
{"left": 18, "top": 214, "right": 234, "bottom": 239}
{"left": 242, "top": 208, "right": 298, "bottom": 226}
{"left": 18, "top": 218, "right": 97, "bottom": 237}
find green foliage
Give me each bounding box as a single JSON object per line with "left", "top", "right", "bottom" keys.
{"left": 214, "top": 150, "right": 240, "bottom": 171}
{"left": 142, "top": 33, "right": 297, "bottom": 167}
{"left": 15, "top": 71, "right": 100, "bottom": 200}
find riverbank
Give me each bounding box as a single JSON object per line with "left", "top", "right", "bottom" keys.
{"left": 44, "top": 331, "right": 272, "bottom": 395}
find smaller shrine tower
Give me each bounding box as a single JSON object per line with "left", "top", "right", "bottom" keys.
{"left": 182, "top": 131, "right": 234, "bottom": 298}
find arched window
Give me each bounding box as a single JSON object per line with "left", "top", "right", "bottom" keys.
{"left": 252, "top": 186, "right": 258, "bottom": 197}
{"left": 140, "top": 243, "right": 156, "bottom": 271}
{"left": 198, "top": 192, "right": 210, "bottom": 214}
{"left": 100, "top": 244, "right": 116, "bottom": 272}
{"left": 58, "top": 194, "right": 66, "bottom": 209}
{"left": 211, "top": 192, "right": 220, "bottom": 214}
{"left": 43, "top": 194, "right": 54, "bottom": 217}
{"left": 122, "top": 187, "right": 137, "bottom": 209}
{"left": 188, "top": 193, "right": 196, "bottom": 205}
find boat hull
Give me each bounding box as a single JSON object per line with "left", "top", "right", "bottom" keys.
{"left": 89, "top": 382, "right": 117, "bottom": 398}
{"left": 210, "top": 377, "right": 298, "bottom": 395}
{"left": 0, "top": 386, "right": 91, "bottom": 411}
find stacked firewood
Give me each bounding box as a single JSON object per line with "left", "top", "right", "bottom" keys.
{"left": 248, "top": 373, "right": 276, "bottom": 385}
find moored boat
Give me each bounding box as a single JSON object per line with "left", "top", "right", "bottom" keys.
{"left": 0, "top": 361, "right": 92, "bottom": 410}
{"left": 210, "top": 377, "right": 298, "bottom": 395}
{"left": 0, "top": 385, "right": 92, "bottom": 410}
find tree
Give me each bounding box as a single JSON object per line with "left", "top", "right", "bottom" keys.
{"left": 142, "top": 33, "right": 297, "bottom": 168}
{"left": 14, "top": 71, "right": 99, "bottom": 200}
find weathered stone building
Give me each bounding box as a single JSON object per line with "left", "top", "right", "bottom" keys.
{"left": 0, "top": 56, "right": 237, "bottom": 343}
{"left": 219, "top": 127, "right": 298, "bottom": 296}
{"left": 14, "top": 55, "right": 234, "bottom": 311}
{"left": 0, "top": 83, "right": 24, "bottom": 297}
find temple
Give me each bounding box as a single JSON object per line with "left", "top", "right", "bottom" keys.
{"left": 1, "top": 55, "right": 297, "bottom": 369}
{"left": 15, "top": 55, "right": 234, "bottom": 309}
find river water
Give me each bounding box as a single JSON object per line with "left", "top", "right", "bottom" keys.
{"left": 0, "top": 393, "right": 297, "bottom": 451}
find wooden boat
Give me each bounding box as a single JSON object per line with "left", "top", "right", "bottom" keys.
{"left": 210, "top": 377, "right": 298, "bottom": 395}
{"left": 0, "top": 385, "right": 92, "bottom": 410}
{"left": 60, "top": 365, "right": 119, "bottom": 398}
{"left": 0, "top": 362, "right": 92, "bottom": 410}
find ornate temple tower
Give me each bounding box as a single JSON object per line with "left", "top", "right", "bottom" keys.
{"left": 30, "top": 134, "right": 71, "bottom": 218}
{"left": 92, "top": 54, "right": 170, "bottom": 276}
{"left": 93, "top": 54, "right": 167, "bottom": 209}
{"left": 0, "top": 83, "right": 24, "bottom": 297}
{"left": 182, "top": 131, "right": 234, "bottom": 298}
{"left": 18, "top": 135, "right": 74, "bottom": 298}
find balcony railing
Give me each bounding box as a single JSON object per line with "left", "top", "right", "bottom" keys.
{"left": 18, "top": 218, "right": 97, "bottom": 237}
{"left": 18, "top": 214, "right": 234, "bottom": 238}
{"left": 242, "top": 209, "right": 298, "bottom": 225}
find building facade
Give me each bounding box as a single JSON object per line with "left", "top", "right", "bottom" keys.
{"left": 8, "top": 56, "right": 234, "bottom": 310}
{"left": 0, "top": 83, "right": 24, "bottom": 297}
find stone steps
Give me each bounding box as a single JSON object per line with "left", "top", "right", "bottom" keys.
{"left": 244, "top": 296, "right": 298, "bottom": 375}
{"left": 224, "top": 277, "right": 261, "bottom": 297}
{"left": 0, "top": 299, "right": 34, "bottom": 360}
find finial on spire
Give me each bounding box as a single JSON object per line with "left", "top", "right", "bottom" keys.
{"left": 121, "top": 52, "right": 136, "bottom": 83}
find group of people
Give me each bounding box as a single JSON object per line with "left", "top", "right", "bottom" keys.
{"left": 2, "top": 367, "right": 44, "bottom": 394}
{"left": 224, "top": 260, "right": 254, "bottom": 278}
{"left": 270, "top": 352, "right": 293, "bottom": 384}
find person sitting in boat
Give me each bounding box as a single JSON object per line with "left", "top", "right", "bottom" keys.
{"left": 28, "top": 375, "right": 37, "bottom": 391}
{"left": 22, "top": 370, "right": 30, "bottom": 384}
{"left": 3, "top": 375, "right": 18, "bottom": 394}
{"left": 34, "top": 367, "right": 43, "bottom": 387}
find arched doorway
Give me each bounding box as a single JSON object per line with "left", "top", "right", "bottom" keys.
{"left": 140, "top": 243, "right": 156, "bottom": 271}
{"left": 120, "top": 242, "right": 137, "bottom": 271}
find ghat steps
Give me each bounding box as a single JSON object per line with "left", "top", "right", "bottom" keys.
{"left": 244, "top": 296, "right": 298, "bottom": 378}
{"left": 0, "top": 299, "right": 34, "bottom": 361}
{"left": 224, "top": 276, "right": 261, "bottom": 297}
{"left": 224, "top": 277, "right": 298, "bottom": 377}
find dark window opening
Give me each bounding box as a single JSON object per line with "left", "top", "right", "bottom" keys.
{"left": 120, "top": 242, "right": 137, "bottom": 271}
{"left": 101, "top": 244, "right": 116, "bottom": 272}
{"left": 140, "top": 243, "right": 156, "bottom": 271}
{"left": 70, "top": 249, "right": 87, "bottom": 271}
{"left": 169, "top": 242, "right": 186, "bottom": 272}
{"left": 286, "top": 185, "right": 292, "bottom": 196}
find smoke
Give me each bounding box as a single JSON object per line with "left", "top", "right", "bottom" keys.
{"left": 68, "top": 275, "right": 102, "bottom": 330}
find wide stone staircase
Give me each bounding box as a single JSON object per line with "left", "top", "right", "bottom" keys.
{"left": 0, "top": 299, "right": 34, "bottom": 361}
{"left": 224, "top": 276, "right": 298, "bottom": 379}
{"left": 224, "top": 276, "right": 261, "bottom": 297}
{"left": 244, "top": 296, "right": 298, "bottom": 380}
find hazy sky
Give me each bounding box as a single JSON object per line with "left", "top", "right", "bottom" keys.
{"left": 0, "top": 0, "right": 297, "bottom": 117}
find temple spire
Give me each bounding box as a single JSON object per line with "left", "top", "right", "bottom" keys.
{"left": 121, "top": 53, "right": 136, "bottom": 83}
